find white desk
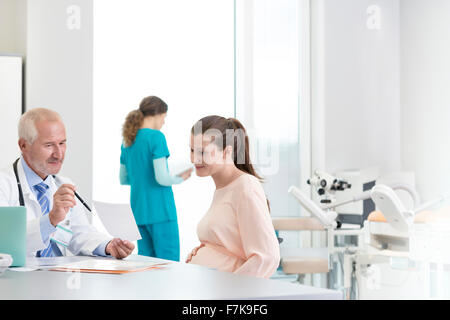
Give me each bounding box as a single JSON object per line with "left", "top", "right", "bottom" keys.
{"left": 0, "top": 255, "right": 342, "bottom": 300}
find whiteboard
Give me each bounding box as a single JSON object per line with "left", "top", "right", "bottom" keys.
{"left": 0, "top": 56, "right": 22, "bottom": 170}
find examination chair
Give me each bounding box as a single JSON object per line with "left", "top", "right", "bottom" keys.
{"left": 272, "top": 217, "right": 329, "bottom": 283}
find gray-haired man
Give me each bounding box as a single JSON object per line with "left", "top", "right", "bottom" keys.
{"left": 0, "top": 108, "right": 134, "bottom": 258}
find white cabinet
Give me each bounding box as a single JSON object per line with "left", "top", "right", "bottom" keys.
{"left": 0, "top": 56, "right": 22, "bottom": 169}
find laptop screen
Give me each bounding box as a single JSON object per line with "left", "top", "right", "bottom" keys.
{"left": 0, "top": 206, "right": 26, "bottom": 267}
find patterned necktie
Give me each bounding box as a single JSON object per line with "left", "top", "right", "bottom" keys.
{"left": 34, "top": 182, "right": 61, "bottom": 257}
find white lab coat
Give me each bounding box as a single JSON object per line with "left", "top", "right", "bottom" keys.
{"left": 0, "top": 159, "right": 111, "bottom": 257}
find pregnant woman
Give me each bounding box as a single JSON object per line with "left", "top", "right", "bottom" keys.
{"left": 186, "top": 115, "right": 280, "bottom": 278}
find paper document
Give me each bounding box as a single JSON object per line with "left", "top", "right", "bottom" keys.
{"left": 168, "top": 160, "right": 194, "bottom": 176}
{"left": 50, "top": 259, "right": 169, "bottom": 274}
{"left": 92, "top": 201, "right": 142, "bottom": 242}
{"left": 174, "top": 164, "right": 194, "bottom": 176}
{"left": 10, "top": 256, "right": 88, "bottom": 272}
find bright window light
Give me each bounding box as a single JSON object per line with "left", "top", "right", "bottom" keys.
{"left": 93, "top": 0, "right": 234, "bottom": 260}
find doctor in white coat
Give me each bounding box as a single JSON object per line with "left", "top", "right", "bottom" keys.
{"left": 0, "top": 108, "right": 134, "bottom": 258}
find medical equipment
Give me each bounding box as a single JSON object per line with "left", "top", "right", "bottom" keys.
{"left": 366, "top": 184, "right": 450, "bottom": 251}
{"left": 288, "top": 171, "right": 427, "bottom": 298}
{"left": 289, "top": 169, "right": 379, "bottom": 230}
{"left": 351, "top": 185, "right": 450, "bottom": 300}
{"left": 307, "top": 170, "right": 352, "bottom": 197}
{"left": 291, "top": 168, "right": 450, "bottom": 299}
{"left": 371, "top": 184, "right": 413, "bottom": 233}
{"left": 0, "top": 254, "right": 13, "bottom": 275}
{"left": 287, "top": 184, "right": 364, "bottom": 297}
{"left": 290, "top": 169, "right": 422, "bottom": 232}
{"left": 331, "top": 169, "right": 380, "bottom": 225}
{"left": 288, "top": 186, "right": 338, "bottom": 229}
{"left": 306, "top": 169, "right": 381, "bottom": 227}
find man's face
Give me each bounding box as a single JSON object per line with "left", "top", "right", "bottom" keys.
{"left": 19, "top": 120, "right": 67, "bottom": 179}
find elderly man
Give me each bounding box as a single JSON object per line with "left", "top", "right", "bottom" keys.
{"left": 0, "top": 108, "right": 134, "bottom": 258}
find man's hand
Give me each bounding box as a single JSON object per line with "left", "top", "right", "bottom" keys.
{"left": 106, "top": 238, "right": 135, "bottom": 259}
{"left": 49, "top": 184, "right": 77, "bottom": 227}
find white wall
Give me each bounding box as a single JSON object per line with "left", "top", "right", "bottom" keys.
{"left": 0, "top": 0, "right": 26, "bottom": 168}
{"left": 0, "top": 0, "right": 27, "bottom": 55}
{"left": 311, "top": 0, "right": 450, "bottom": 204}
{"left": 26, "top": 0, "right": 94, "bottom": 204}
{"left": 400, "top": 0, "right": 450, "bottom": 202}
{"left": 1, "top": 0, "right": 94, "bottom": 205}
{"left": 0, "top": 56, "right": 22, "bottom": 169}
{"left": 311, "top": 0, "right": 402, "bottom": 176}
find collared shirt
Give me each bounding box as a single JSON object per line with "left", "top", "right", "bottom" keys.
{"left": 21, "top": 157, "right": 109, "bottom": 256}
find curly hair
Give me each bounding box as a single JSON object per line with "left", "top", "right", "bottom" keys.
{"left": 122, "top": 109, "right": 144, "bottom": 147}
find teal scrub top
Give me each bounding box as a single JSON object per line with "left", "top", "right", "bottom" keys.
{"left": 120, "top": 128, "right": 177, "bottom": 225}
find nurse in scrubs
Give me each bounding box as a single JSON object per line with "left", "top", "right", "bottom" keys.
{"left": 120, "top": 96, "right": 192, "bottom": 261}
{"left": 186, "top": 115, "right": 280, "bottom": 278}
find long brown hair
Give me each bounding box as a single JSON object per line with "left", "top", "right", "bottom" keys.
{"left": 122, "top": 96, "right": 168, "bottom": 147}
{"left": 191, "top": 115, "right": 270, "bottom": 211}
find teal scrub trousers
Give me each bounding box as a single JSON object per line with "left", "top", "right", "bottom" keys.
{"left": 137, "top": 221, "right": 180, "bottom": 262}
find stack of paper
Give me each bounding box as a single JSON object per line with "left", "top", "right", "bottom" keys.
{"left": 50, "top": 259, "right": 170, "bottom": 274}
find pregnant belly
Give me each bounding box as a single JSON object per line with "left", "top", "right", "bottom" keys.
{"left": 190, "top": 244, "right": 244, "bottom": 273}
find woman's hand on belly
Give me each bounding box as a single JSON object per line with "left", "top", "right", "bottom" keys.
{"left": 185, "top": 243, "right": 206, "bottom": 263}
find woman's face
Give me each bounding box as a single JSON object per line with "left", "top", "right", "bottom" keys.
{"left": 190, "top": 133, "right": 229, "bottom": 177}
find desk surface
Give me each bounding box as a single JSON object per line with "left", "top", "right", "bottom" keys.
{"left": 0, "top": 255, "right": 342, "bottom": 300}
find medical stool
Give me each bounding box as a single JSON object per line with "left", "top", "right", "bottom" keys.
{"left": 272, "top": 217, "right": 329, "bottom": 283}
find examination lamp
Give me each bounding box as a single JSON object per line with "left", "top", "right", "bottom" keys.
{"left": 370, "top": 184, "right": 412, "bottom": 233}
{"left": 289, "top": 181, "right": 422, "bottom": 231}
{"left": 370, "top": 184, "right": 450, "bottom": 233}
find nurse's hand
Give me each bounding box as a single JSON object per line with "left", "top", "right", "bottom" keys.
{"left": 178, "top": 168, "right": 193, "bottom": 181}
{"left": 106, "top": 238, "right": 135, "bottom": 259}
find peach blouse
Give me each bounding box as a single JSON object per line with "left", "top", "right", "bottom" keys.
{"left": 187, "top": 174, "right": 280, "bottom": 278}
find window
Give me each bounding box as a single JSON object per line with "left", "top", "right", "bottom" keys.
{"left": 93, "top": 0, "right": 234, "bottom": 259}
{"left": 93, "top": 0, "right": 308, "bottom": 262}
{"left": 235, "top": 0, "right": 302, "bottom": 217}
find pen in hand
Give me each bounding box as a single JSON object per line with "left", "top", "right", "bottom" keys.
{"left": 52, "top": 175, "right": 92, "bottom": 213}
{"left": 74, "top": 191, "right": 92, "bottom": 213}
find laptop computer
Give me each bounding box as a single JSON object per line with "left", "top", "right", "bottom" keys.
{"left": 0, "top": 207, "right": 26, "bottom": 267}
